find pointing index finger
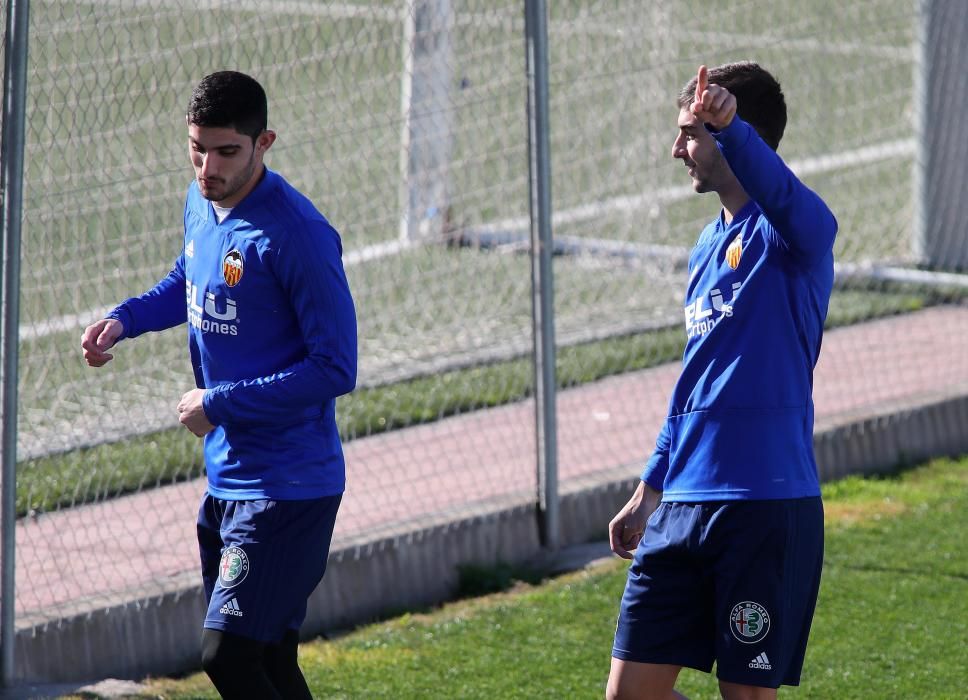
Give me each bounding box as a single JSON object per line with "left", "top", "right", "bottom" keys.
{"left": 695, "top": 65, "right": 708, "bottom": 105}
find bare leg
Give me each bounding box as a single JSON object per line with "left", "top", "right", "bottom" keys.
{"left": 606, "top": 658, "right": 688, "bottom": 700}
{"left": 718, "top": 679, "right": 777, "bottom": 700}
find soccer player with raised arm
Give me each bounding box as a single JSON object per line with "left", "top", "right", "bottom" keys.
{"left": 81, "top": 71, "right": 357, "bottom": 699}
{"left": 606, "top": 63, "right": 837, "bottom": 700}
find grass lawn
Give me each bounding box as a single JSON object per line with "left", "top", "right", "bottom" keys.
{"left": 116, "top": 455, "right": 968, "bottom": 699}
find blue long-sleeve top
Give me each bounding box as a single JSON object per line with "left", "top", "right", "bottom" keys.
{"left": 641, "top": 117, "right": 837, "bottom": 501}
{"left": 108, "top": 168, "right": 358, "bottom": 500}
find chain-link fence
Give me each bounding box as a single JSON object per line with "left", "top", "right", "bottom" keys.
{"left": 3, "top": 0, "right": 967, "bottom": 681}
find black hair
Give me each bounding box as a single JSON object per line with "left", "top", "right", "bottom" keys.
{"left": 678, "top": 61, "right": 786, "bottom": 150}
{"left": 186, "top": 71, "right": 267, "bottom": 143}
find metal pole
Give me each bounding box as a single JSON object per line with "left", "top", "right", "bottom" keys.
{"left": 912, "top": 0, "right": 930, "bottom": 265}
{"left": 524, "top": 0, "right": 558, "bottom": 550}
{"left": 914, "top": 0, "right": 968, "bottom": 270}
{"left": 399, "top": 0, "right": 454, "bottom": 243}
{"left": 1, "top": 0, "right": 30, "bottom": 685}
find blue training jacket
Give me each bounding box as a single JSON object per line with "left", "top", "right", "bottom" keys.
{"left": 108, "top": 168, "right": 358, "bottom": 500}
{"left": 641, "top": 117, "right": 837, "bottom": 501}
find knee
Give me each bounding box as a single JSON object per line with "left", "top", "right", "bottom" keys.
{"left": 200, "top": 629, "right": 262, "bottom": 676}
{"left": 606, "top": 683, "right": 648, "bottom": 700}
{"left": 606, "top": 666, "right": 687, "bottom": 700}
{"left": 605, "top": 675, "right": 635, "bottom": 700}
{"left": 263, "top": 629, "right": 300, "bottom": 671}
{"left": 718, "top": 680, "right": 776, "bottom": 700}
{"left": 200, "top": 648, "right": 221, "bottom": 676}
{"left": 200, "top": 633, "right": 228, "bottom": 676}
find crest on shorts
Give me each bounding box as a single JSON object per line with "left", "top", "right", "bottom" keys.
{"left": 725, "top": 233, "right": 743, "bottom": 270}
{"left": 222, "top": 249, "right": 244, "bottom": 287}
{"left": 729, "top": 601, "right": 771, "bottom": 644}
{"left": 218, "top": 546, "right": 250, "bottom": 588}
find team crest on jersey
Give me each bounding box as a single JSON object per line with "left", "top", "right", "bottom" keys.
{"left": 218, "top": 546, "right": 250, "bottom": 588}
{"left": 725, "top": 233, "right": 743, "bottom": 270}
{"left": 222, "top": 249, "right": 244, "bottom": 287}
{"left": 729, "top": 601, "right": 771, "bottom": 644}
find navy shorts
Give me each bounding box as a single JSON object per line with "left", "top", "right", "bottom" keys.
{"left": 197, "top": 491, "right": 342, "bottom": 643}
{"left": 612, "top": 497, "right": 823, "bottom": 688}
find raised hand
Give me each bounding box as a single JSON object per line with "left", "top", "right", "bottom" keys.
{"left": 690, "top": 64, "right": 736, "bottom": 132}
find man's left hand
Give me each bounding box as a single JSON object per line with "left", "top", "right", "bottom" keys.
{"left": 690, "top": 64, "right": 737, "bottom": 131}
{"left": 177, "top": 388, "right": 215, "bottom": 437}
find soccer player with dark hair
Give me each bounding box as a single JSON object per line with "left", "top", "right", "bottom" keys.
{"left": 605, "top": 62, "right": 837, "bottom": 700}
{"left": 81, "top": 70, "right": 357, "bottom": 699}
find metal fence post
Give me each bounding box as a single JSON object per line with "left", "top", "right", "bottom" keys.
{"left": 399, "top": 0, "right": 455, "bottom": 243}
{"left": 914, "top": 0, "right": 968, "bottom": 270}
{"left": 1, "top": 0, "right": 30, "bottom": 685}
{"left": 524, "top": 0, "right": 558, "bottom": 550}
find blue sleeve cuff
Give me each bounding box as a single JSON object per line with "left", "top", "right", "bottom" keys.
{"left": 640, "top": 454, "right": 668, "bottom": 492}
{"left": 707, "top": 116, "right": 753, "bottom": 151}
{"left": 201, "top": 386, "right": 227, "bottom": 426}
{"left": 105, "top": 306, "right": 133, "bottom": 341}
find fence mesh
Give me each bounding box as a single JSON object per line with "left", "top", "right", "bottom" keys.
{"left": 8, "top": 0, "right": 967, "bottom": 637}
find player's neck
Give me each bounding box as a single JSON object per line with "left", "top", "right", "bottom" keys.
{"left": 719, "top": 185, "right": 749, "bottom": 225}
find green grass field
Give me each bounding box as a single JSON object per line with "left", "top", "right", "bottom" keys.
{"left": 92, "top": 455, "right": 967, "bottom": 699}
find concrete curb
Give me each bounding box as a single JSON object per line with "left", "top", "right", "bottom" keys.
{"left": 11, "top": 393, "right": 968, "bottom": 685}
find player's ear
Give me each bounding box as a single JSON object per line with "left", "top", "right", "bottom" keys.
{"left": 256, "top": 129, "right": 276, "bottom": 154}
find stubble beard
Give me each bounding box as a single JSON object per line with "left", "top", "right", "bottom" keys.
{"left": 689, "top": 166, "right": 711, "bottom": 194}
{"left": 199, "top": 151, "right": 257, "bottom": 205}
{"left": 691, "top": 150, "right": 729, "bottom": 195}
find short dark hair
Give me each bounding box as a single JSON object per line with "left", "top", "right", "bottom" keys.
{"left": 186, "top": 71, "right": 267, "bottom": 143}
{"left": 678, "top": 61, "right": 786, "bottom": 150}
